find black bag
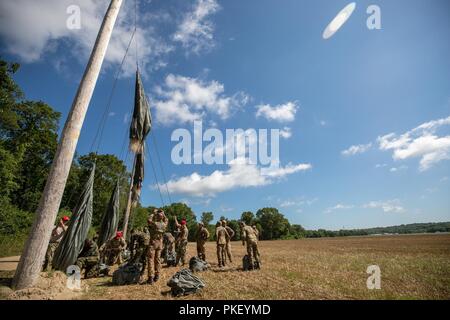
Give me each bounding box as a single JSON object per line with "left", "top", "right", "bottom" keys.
{"left": 242, "top": 255, "right": 253, "bottom": 271}
{"left": 112, "top": 263, "right": 142, "bottom": 285}
{"left": 166, "top": 251, "right": 177, "bottom": 267}
{"left": 167, "top": 269, "right": 205, "bottom": 296}
{"left": 189, "top": 256, "right": 209, "bottom": 272}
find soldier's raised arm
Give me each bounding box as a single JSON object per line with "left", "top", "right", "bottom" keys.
{"left": 174, "top": 216, "right": 181, "bottom": 228}
{"left": 228, "top": 227, "right": 235, "bottom": 239}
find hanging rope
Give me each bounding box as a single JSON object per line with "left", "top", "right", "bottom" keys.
{"left": 150, "top": 131, "right": 173, "bottom": 204}
{"left": 89, "top": 29, "right": 137, "bottom": 155}
{"left": 145, "top": 141, "right": 166, "bottom": 207}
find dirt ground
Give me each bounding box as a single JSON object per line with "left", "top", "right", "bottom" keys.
{"left": 2, "top": 234, "right": 450, "bottom": 300}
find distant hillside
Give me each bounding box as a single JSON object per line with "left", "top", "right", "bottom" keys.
{"left": 360, "top": 222, "right": 450, "bottom": 235}
{"left": 303, "top": 222, "right": 450, "bottom": 238}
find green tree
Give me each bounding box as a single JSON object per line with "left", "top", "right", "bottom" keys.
{"left": 0, "top": 59, "right": 61, "bottom": 212}
{"left": 161, "top": 202, "right": 197, "bottom": 241}
{"left": 64, "top": 153, "right": 129, "bottom": 227}
{"left": 241, "top": 211, "right": 254, "bottom": 225}
{"left": 256, "top": 207, "right": 290, "bottom": 240}
{"left": 201, "top": 212, "right": 214, "bottom": 225}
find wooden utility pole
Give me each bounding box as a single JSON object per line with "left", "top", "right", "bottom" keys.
{"left": 12, "top": 0, "right": 123, "bottom": 290}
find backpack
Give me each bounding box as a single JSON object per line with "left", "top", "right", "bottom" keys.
{"left": 112, "top": 263, "right": 142, "bottom": 285}
{"left": 189, "top": 256, "right": 209, "bottom": 272}
{"left": 167, "top": 269, "right": 205, "bottom": 296}
{"left": 242, "top": 255, "right": 253, "bottom": 271}
{"left": 166, "top": 251, "right": 177, "bottom": 267}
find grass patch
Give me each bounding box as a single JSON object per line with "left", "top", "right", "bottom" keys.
{"left": 0, "top": 234, "right": 27, "bottom": 258}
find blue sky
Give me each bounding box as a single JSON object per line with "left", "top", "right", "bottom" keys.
{"left": 1, "top": 0, "right": 449, "bottom": 230}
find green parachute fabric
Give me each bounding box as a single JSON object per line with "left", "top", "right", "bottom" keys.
{"left": 129, "top": 70, "right": 152, "bottom": 153}
{"left": 97, "top": 179, "right": 120, "bottom": 247}
{"left": 52, "top": 164, "right": 95, "bottom": 271}
{"left": 131, "top": 151, "right": 144, "bottom": 206}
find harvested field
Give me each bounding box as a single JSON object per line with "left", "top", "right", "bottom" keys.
{"left": 1, "top": 234, "right": 449, "bottom": 300}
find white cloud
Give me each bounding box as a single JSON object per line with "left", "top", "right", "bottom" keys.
{"left": 280, "top": 201, "right": 296, "bottom": 208}
{"left": 161, "top": 158, "right": 312, "bottom": 197}
{"left": 153, "top": 74, "right": 249, "bottom": 125}
{"left": 220, "top": 205, "right": 233, "bottom": 213}
{"left": 324, "top": 204, "right": 354, "bottom": 214}
{"left": 375, "top": 163, "right": 387, "bottom": 168}
{"left": 363, "top": 200, "right": 405, "bottom": 213}
{"left": 389, "top": 165, "right": 407, "bottom": 173}
{"left": 173, "top": 0, "right": 220, "bottom": 54}
{"left": 0, "top": 0, "right": 173, "bottom": 76}
{"left": 278, "top": 196, "right": 318, "bottom": 208}
{"left": 280, "top": 127, "right": 292, "bottom": 139}
{"left": 341, "top": 143, "right": 372, "bottom": 156}
{"left": 256, "top": 102, "right": 298, "bottom": 122}
{"left": 378, "top": 116, "right": 450, "bottom": 171}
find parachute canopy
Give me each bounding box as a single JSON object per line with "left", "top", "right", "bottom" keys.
{"left": 129, "top": 71, "right": 151, "bottom": 153}
{"left": 52, "top": 164, "right": 95, "bottom": 271}
{"left": 97, "top": 178, "right": 120, "bottom": 247}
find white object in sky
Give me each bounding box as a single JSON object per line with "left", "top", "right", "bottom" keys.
{"left": 322, "top": 2, "right": 356, "bottom": 40}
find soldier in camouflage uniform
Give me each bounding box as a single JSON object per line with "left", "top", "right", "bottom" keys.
{"left": 76, "top": 238, "right": 100, "bottom": 278}
{"left": 129, "top": 228, "right": 150, "bottom": 278}
{"left": 222, "top": 220, "right": 235, "bottom": 263}
{"left": 196, "top": 222, "right": 210, "bottom": 261}
{"left": 174, "top": 217, "right": 189, "bottom": 266}
{"left": 145, "top": 209, "right": 168, "bottom": 284}
{"left": 240, "top": 221, "right": 260, "bottom": 269}
{"left": 43, "top": 216, "right": 69, "bottom": 271}
{"left": 99, "top": 231, "right": 127, "bottom": 266}
{"left": 216, "top": 221, "right": 230, "bottom": 267}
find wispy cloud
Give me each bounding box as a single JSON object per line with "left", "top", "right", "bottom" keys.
{"left": 173, "top": 0, "right": 220, "bottom": 55}
{"left": 256, "top": 101, "right": 298, "bottom": 123}
{"left": 325, "top": 199, "right": 405, "bottom": 214}
{"left": 280, "top": 127, "right": 292, "bottom": 139}
{"left": 362, "top": 199, "right": 405, "bottom": 213}
{"left": 324, "top": 203, "right": 354, "bottom": 214}
{"left": 341, "top": 143, "right": 372, "bottom": 156}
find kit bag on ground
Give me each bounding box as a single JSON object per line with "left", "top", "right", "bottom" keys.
{"left": 112, "top": 262, "right": 142, "bottom": 285}
{"left": 189, "top": 256, "right": 209, "bottom": 272}
{"left": 242, "top": 255, "right": 253, "bottom": 271}
{"left": 166, "top": 251, "right": 177, "bottom": 267}
{"left": 167, "top": 268, "right": 205, "bottom": 296}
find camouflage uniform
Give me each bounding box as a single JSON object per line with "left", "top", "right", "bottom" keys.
{"left": 129, "top": 229, "right": 150, "bottom": 275}
{"left": 241, "top": 225, "right": 260, "bottom": 267}
{"left": 147, "top": 218, "right": 167, "bottom": 280}
{"left": 43, "top": 224, "right": 67, "bottom": 271}
{"left": 175, "top": 225, "right": 189, "bottom": 266}
{"left": 196, "top": 226, "right": 210, "bottom": 261}
{"left": 216, "top": 226, "right": 229, "bottom": 267}
{"left": 224, "top": 225, "right": 235, "bottom": 263}
{"left": 162, "top": 232, "right": 175, "bottom": 263}
{"left": 76, "top": 240, "right": 100, "bottom": 279}
{"left": 100, "top": 236, "right": 127, "bottom": 266}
